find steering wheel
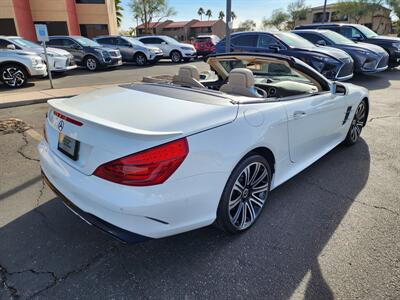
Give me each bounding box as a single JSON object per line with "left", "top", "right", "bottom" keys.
{"left": 254, "top": 87, "right": 268, "bottom": 98}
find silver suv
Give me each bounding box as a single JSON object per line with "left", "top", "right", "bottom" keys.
{"left": 94, "top": 36, "right": 163, "bottom": 65}
{"left": 0, "top": 49, "right": 47, "bottom": 88}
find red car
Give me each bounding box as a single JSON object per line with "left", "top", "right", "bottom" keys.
{"left": 193, "top": 35, "right": 221, "bottom": 57}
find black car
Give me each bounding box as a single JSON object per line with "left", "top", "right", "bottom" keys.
{"left": 293, "top": 29, "right": 389, "bottom": 73}
{"left": 47, "top": 36, "right": 123, "bottom": 71}
{"left": 295, "top": 23, "right": 400, "bottom": 67}
{"left": 215, "top": 31, "right": 354, "bottom": 81}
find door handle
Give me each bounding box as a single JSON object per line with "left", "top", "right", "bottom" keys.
{"left": 293, "top": 111, "right": 307, "bottom": 119}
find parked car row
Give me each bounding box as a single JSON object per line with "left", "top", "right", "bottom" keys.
{"left": 213, "top": 23, "right": 399, "bottom": 81}
{"left": 0, "top": 34, "right": 198, "bottom": 88}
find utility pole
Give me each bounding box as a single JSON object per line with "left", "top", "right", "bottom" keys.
{"left": 225, "top": 0, "right": 232, "bottom": 53}
{"left": 322, "top": 0, "right": 327, "bottom": 24}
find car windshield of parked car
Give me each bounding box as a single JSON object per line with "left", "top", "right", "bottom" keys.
{"left": 322, "top": 31, "right": 354, "bottom": 45}
{"left": 74, "top": 36, "right": 101, "bottom": 47}
{"left": 353, "top": 25, "right": 378, "bottom": 38}
{"left": 10, "top": 38, "right": 41, "bottom": 49}
{"left": 218, "top": 58, "right": 318, "bottom": 87}
{"left": 162, "top": 36, "right": 180, "bottom": 44}
{"left": 124, "top": 37, "right": 145, "bottom": 46}
{"left": 274, "top": 32, "right": 316, "bottom": 49}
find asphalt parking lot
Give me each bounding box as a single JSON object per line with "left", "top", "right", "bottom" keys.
{"left": 0, "top": 64, "right": 399, "bottom": 299}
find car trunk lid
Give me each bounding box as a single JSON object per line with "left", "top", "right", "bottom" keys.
{"left": 46, "top": 84, "right": 238, "bottom": 175}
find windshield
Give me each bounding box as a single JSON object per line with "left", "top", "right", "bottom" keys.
{"left": 10, "top": 38, "right": 41, "bottom": 49}
{"left": 322, "top": 30, "right": 354, "bottom": 45}
{"left": 74, "top": 36, "right": 101, "bottom": 47}
{"left": 353, "top": 25, "right": 378, "bottom": 38}
{"left": 274, "top": 32, "right": 316, "bottom": 49}
{"left": 162, "top": 36, "right": 180, "bottom": 44}
{"left": 217, "top": 58, "right": 318, "bottom": 90}
{"left": 124, "top": 37, "right": 145, "bottom": 46}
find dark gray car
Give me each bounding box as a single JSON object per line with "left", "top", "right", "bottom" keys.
{"left": 293, "top": 29, "right": 389, "bottom": 73}
{"left": 47, "top": 36, "right": 122, "bottom": 71}
{"left": 94, "top": 36, "right": 163, "bottom": 65}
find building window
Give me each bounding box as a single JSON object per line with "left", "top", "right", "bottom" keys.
{"left": 34, "top": 21, "right": 68, "bottom": 35}
{"left": 331, "top": 12, "right": 348, "bottom": 22}
{"left": 76, "top": 0, "right": 105, "bottom": 3}
{"left": 0, "top": 19, "right": 17, "bottom": 36}
{"left": 80, "top": 24, "right": 109, "bottom": 38}
{"left": 313, "top": 12, "right": 330, "bottom": 23}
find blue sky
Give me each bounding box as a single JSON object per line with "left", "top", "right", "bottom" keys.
{"left": 119, "top": 0, "right": 337, "bottom": 30}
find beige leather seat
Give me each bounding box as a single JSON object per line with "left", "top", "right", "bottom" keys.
{"left": 172, "top": 65, "right": 205, "bottom": 88}
{"left": 220, "top": 68, "right": 267, "bottom": 98}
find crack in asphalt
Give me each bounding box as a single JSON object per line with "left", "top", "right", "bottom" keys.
{"left": 35, "top": 180, "right": 45, "bottom": 208}
{"left": 0, "top": 264, "right": 19, "bottom": 299}
{"left": 368, "top": 115, "right": 400, "bottom": 123}
{"left": 27, "top": 244, "right": 120, "bottom": 299}
{"left": 17, "top": 131, "right": 39, "bottom": 162}
{"left": 304, "top": 180, "right": 399, "bottom": 217}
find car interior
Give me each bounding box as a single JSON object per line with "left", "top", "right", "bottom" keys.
{"left": 168, "top": 57, "right": 323, "bottom": 99}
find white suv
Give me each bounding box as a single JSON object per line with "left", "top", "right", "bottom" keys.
{"left": 0, "top": 49, "right": 47, "bottom": 88}
{"left": 137, "top": 35, "right": 196, "bottom": 63}
{"left": 0, "top": 36, "right": 77, "bottom": 73}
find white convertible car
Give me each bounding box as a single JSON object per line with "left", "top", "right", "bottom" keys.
{"left": 39, "top": 53, "right": 369, "bottom": 243}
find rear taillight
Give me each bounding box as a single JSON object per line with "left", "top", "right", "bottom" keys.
{"left": 93, "top": 138, "right": 189, "bottom": 186}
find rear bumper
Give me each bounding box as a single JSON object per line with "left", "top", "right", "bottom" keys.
{"left": 38, "top": 139, "right": 222, "bottom": 239}
{"left": 42, "top": 172, "right": 150, "bottom": 244}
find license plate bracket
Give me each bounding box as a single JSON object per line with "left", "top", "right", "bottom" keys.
{"left": 58, "top": 133, "right": 79, "bottom": 160}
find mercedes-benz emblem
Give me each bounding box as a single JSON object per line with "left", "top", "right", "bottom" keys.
{"left": 58, "top": 120, "right": 64, "bottom": 131}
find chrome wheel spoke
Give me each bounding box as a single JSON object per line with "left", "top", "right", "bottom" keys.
{"left": 250, "top": 195, "right": 264, "bottom": 208}
{"left": 229, "top": 194, "right": 242, "bottom": 209}
{"left": 252, "top": 168, "right": 268, "bottom": 187}
{"left": 246, "top": 202, "right": 256, "bottom": 224}
{"left": 240, "top": 203, "right": 247, "bottom": 228}
{"left": 232, "top": 202, "right": 244, "bottom": 225}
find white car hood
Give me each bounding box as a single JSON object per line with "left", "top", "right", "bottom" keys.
{"left": 49, "top": 84, "right": 238, "bottom": 138}
{"left": 29, "top": 46, "right": 71, "bottom": 57}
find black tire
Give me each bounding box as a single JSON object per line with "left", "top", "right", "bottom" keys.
{"left": 343, "top": 99, "right": 367, "bottom": 146}
{"left": 215, "top": 154, "right": 272, "bottom": 233}
{"left": 134, "top": 52, "right": 148, "bottom": 66}
{"left": 84, "top": 56, "right": 99, "bottom": 71}
{"left": 170, "top": 50, "right": 182, "bottom": 63}
{"left": 0, "top": 64, "right": 28, "bottom": 88}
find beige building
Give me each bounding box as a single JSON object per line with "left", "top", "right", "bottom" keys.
{"left": 0, "top": 0, "right": 118, "bottom": 40}
{"left": 297, "top": 3, "right": 392, "bottom": 34}
{"left": 136, "top": 19, "right": 226, "bottom": 41}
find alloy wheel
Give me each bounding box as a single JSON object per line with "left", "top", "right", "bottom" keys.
{"left": 86, "top": 58, "right": 97, "bottom": 71}
{"left": 349, "top": 101, "right": 366, "bottom": 143}
{"left": 228, "top": 162, "right": 269, "bottom": 230}
{"left": 171, "top": 52, "right": 181, "bottom": 63}
{"left": 136, "top": 54, "right": 146, "bottom": 65}
{"left": 2, "top": 67, "right": 26, "bottom": 88}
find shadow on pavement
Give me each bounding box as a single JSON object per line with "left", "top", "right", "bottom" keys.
{"left": 0, "top": 139, "right": 370, "bottom": 298}
{"left": 349, "top": 68, "right": 400, "bottom": 90}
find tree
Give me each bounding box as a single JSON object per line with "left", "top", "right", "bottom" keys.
{"left": 262, "top": 9, "right": 290, "bottom": 30}
{"left": 198, "top": 7, "right": 205, "bottom": 21}
{"left": 115, "top": 0, "right": 124, "bottom": 27}
{"left": 205, "top": 9, "right": 213, "bottom": 20}
{"left": 239, "top": 19, "right": 257, "bottom": 31}
{"left": 287, "top": 0, "right": 309, "bottom": 29}
{"left": 336, "top": 0, "right": 371, "bottom": 24}
{"left": 231, "top": 11, "right": 237, "bottom": 27}
{"left": 218, "top": 10, "right": 225, "bottom": 20}
{"left": 130, "top": 0, "right": 176, "bottom": 34}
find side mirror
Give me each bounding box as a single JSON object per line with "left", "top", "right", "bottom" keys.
{"left": 6, "top": 44, "right": 16, "bottom": 50}
{"left": 330, "top": 82, "right": 337, "bottom": 94}
{"left": 352, "top": 34, "right": 363, "bottom": 42}
{"left": 269, "top": 45, "right": 280, "bottom": 52}
{"left": 71, "top": 44, "right": 81, "bottom": 50}
{"left": 316, "top": 40, "right": 327, "bottom": 46}
{"left": 161, "top": 41, "right": 167, "bottom": 45}
{"left": 331, "top": 82, "right": 346, "bottom": 95}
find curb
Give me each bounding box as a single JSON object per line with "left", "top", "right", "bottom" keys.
{"left": 0, "top": 96, "right": 75, "bottom": 109}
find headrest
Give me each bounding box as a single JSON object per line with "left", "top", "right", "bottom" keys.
{"left": 178, "top": 65, "right": 200, "bottom": 81}
{"left": 228, "top": 68, "right": 255, "bottom": 88}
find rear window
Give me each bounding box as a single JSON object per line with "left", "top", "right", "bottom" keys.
{"left": 195, "top": 37, "right": 211, "bottom": 42}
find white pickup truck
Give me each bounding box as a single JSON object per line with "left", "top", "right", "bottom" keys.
{"left": 0, "top": 49, "right": 47, "bottom": 88}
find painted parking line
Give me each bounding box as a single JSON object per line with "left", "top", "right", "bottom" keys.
{"left": 26, "top": 128, "right": 43, "bottom": 142}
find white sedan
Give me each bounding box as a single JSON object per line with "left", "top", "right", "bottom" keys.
{"left": 39, "top": 53, "right": 369, "bottom": 243}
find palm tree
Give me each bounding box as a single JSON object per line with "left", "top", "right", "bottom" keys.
{"left": 205, "top": 9, "right": 212, "bottom": 20}
{"left": 115, "top": 0, "right": 123, "bottom": 27}
{"left": 231, "top": 11, "right": 237, "bottom": 27}
{"left": 198, "top": 7, "right": 205, "bottom": 21}
{"left": 218, "top": 11, "right": 225, "bottom": 20}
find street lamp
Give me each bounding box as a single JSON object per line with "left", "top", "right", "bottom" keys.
{"left": 322, "top": 0, "right": 327, "bottom": 24}
{"left": 225, "top": 0, "right": 232, "bottom": 53}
